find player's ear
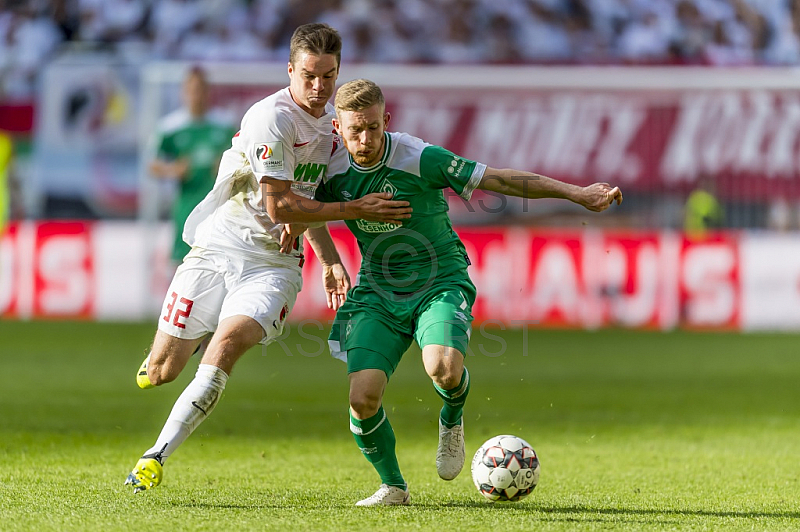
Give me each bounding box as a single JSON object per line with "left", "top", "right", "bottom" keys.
{"left": 384, "top": 112, "right": 391, "bottom": 129}
{"left": 287, "top": 61, "right": 293, "bottom": 79}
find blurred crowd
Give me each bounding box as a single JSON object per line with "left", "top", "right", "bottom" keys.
{"left": 2, "top": 0, "right": 800, "bottom": 99}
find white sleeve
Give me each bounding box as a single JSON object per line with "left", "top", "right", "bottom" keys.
{"left": 238, "top": 105, "right": 296, "bottom": 182}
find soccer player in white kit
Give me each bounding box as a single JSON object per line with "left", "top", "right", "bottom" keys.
{"left": 125, "top": 23, "right": 412, "bottom": 494}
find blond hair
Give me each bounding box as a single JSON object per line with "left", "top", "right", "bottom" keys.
{"left": 334, "top": 79, "right": 385, "bottom": 113}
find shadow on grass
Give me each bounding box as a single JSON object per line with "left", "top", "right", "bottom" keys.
{"left": 535, "top": 505, "right": 800, "bottom": 520}
{"left": 167, "top": 498, "right": 800, "bottom": 521}
{"left": 439, "top": 502, "right": 800, "bottom": 520}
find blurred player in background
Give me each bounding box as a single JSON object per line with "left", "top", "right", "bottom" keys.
{"left": 125, "top": 25, "right": 412, "bottom": 494}
{"left": 316, "top": 79, "right": 623, "bottom": 506}
{"left": 684, "top": 174, "right": 724, "bottom": 238}
{"left": 149, "top": 66, "right": 237, "bottom": 267}
{"left": 0, "top": 130, "right": 14, "bottom": 236}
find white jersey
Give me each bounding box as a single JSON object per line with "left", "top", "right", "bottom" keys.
{"left": 183, "top": 87, "right": 335, "bottom": 263}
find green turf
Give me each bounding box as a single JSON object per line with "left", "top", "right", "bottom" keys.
{"left": 1, "top": 321, "right": 800, "bottom": 531}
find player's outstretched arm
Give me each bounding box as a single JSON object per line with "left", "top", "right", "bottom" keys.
{"left": 478, "top": 167, "right": 623, "bottom": 212}
{"left": 260, "top": 177, "right": 412, "bottom": 224}
{"left": 150, "top": 158, "right": 190, "bottom": 181}
{"left": 305, "top": 225, "right": 351, "bottom": 310}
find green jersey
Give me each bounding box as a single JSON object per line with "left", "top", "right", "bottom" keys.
{"left": 154, "top": 109, "right": 236, "bottom": 261}
{"left": 316, "top": 132, "right": 486, "bottom": 296}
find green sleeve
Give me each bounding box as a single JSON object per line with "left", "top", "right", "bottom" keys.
{"left": 314, "top": 177, "right": 336, "bottom": 203}
{"left": 157, "top": 131, "right": 178, "bottom": 160}
{"left": 419, "top": 145, "right": 482, "bottom": 198}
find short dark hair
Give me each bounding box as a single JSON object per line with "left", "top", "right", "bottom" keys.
{"left": 289, "top": 23, "right": 342, "bottom": 67}
{"left": 186, "top": 65, "right": 207, "bottom": 83}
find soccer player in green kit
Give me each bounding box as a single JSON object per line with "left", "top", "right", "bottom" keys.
{"left": 316, "top": 79, "right": 623, "bottom": 506}
{"left": 149, "top": 66, "right": 237, "bottom": 264}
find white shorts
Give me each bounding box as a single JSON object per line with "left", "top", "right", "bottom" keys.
{"left": 157, "top": 248, "right": 303, "bottom": 345}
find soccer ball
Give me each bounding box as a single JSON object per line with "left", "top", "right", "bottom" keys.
{"left": 471, "top": 435, "right": 540, "bottom": 502}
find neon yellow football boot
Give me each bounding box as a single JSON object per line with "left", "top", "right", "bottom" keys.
{"left": 124, "top": 456, "right": 163, "bottom": 494}
{"left": 136, "top": 353, "right": 155, "bottom": 389}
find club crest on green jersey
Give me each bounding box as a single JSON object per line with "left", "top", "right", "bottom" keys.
{"left": 356, "top": 180, "right": 401, "bottom": 233}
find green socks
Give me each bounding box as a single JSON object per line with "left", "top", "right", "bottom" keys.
{"left": 348, "top": 368, "right": 470, "bottom": 488}
{"left": 434, "top": 367, "right": 470, "bottom": 428}
{"left": 350, "top": 406, "right": 405, "bottom": 489}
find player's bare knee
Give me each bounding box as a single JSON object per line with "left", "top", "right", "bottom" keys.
{"left": 426, "top": 360, "right": 461, "bottom": 389}
{"left": 349, "top": 390, "right": 381, "bottom": 419}
{"left": 433, "top": 370, "right": 461, "bottom": 390}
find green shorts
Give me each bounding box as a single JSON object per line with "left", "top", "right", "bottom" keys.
{"left": 328, "top": 279, "right": 476, "bottom": 378}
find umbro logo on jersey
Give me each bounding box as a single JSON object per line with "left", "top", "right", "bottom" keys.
{"left": 293, "top": 141, "right": 310, "bottom": 148}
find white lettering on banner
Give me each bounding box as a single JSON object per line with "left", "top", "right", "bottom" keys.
{"left": 737, "top": 91, "right": 773, "bottom": 174}
{"left": 658, "top": 232, "right": 682, "bottom": 330}
{"left": 662, "top": 93, "right": 717, "bottom": 183}
{"left": 594, "top": 99, "right": 645, "bottom": 183}
{"left": 0, "top": 235, "right": 14, "bottom": 314}
{"left": 609, "top": 242, "right": 660, "bottom": 328}
{"left": 504, "top": 228, "right": 534, "bottom": 320}
{"left": 462, "top": 95, "right": 643, "bottom": 182}
{"left": 579, "top": 229, "right": 607, "bottom": 329}
{"left": 531, "top": 242, "right": 580, "bottom": 323}
{"left": 38, "top": 235, "right": 91, "bottom": 315}
{"left": 765, "top": 94, "right": 800, "bottom": 178}
{"left": 15, "top": 222, "right": 36, "bottom": 319}
{"left": 699, "top": 93, "right": 751, "bottom": 176}
{"left": 682, "top": 244, "right": 737, "bottom": 325}
{"left": 662, "top": 91, "right": 800, "bottom": 183}
{"left": 458, "top": 230, "right": 518, "bottom": 322}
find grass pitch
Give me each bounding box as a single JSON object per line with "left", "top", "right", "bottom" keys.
{"left": 1, "top": 320, "right": 800, "bottom": 531}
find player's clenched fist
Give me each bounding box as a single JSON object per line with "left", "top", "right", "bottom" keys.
{"left": 579, "top": 183, "right": 623, "bottom": 212}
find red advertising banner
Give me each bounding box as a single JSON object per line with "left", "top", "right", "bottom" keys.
{"left": 381, "top": 89, "right": 800, "bottom": 200}
{"left": 0, "top": 221, "right": 787, "bottom": 331}
{"left": 33, "top": 221, "right": 95, "bottom": 318}
{"left": 298, "top": 226, "right": 741, "bottom": 330}
{"left": 192, "top": 74, "right": 800, "bottom": 203}
{"left": 1, "top": 221, "right": 95, "bottom": 319}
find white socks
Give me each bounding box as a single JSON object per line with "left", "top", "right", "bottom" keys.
{"left": 144, "top": 364, "right": 228, "bottom": 462}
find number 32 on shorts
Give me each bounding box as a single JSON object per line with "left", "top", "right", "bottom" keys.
{"left": 163, "top": 291, "right": 194, "bottom": 329}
